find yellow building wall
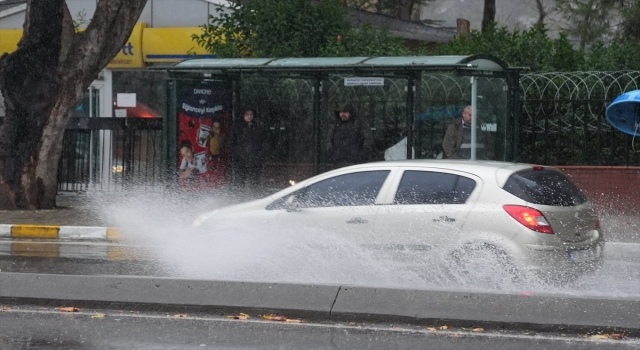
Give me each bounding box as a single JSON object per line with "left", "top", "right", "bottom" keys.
{"left": 0, "top": 29, "right": 24, "bottom": 55}
{"left": 143, "top": 27, "right": 213, "bottom": 63}
{"left": 0, "top": 23, "right": 215, "bottom": 68}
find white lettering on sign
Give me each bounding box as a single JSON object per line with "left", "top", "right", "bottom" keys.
{"left": 344, "top": 77, "right": 385, "bottom": 86}
{"left": 182, "top": 103, "right": 223, "bottom": 115}
{"left": 194, "top": 89, "right": 212, "bottom": 95}
{"left": 480, "top": 123, "right": 497, "bottom": 132}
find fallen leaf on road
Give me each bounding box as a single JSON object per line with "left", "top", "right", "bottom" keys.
{"left": 439, "top": 325, "right": 452, "bottom": 330}
{"left": 227, "top": 314, "right": 249, "bottom": 320}
{"left": 263, "top": 314, "right": 287, "bottom": 321}
{"left": 610, "top": 333, "right": 624, "bottom": 339}
{"left": 472, "top": 328, "right": 484, "bottom": 332}
{"left": 56, "top": 307, "right": 80, "bottom": 312}
{"left": 426, "top": 327, "right": 438, "bottom": 331}
{"left": 285, "top": 319, "right": 303, "bottom": 323}
{"left": 0, "top": 306, "right": 11, "bottom": 311}
{"left": 91, "top": 313, "right": 105, "bottom": 319}
{"left": 173, "top": 314, "right": 187, "bottom": 318}
{"left": 590, "top": 334, "right": 609, "bottom": 339}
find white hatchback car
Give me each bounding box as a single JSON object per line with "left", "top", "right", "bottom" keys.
{"left": 194, "top": 160, "right": 604, "bottom": 281}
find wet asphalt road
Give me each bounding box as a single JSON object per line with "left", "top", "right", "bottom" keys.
{"left": 0, "top": 240, "right": 639, "bottom": 349}
{"left": 1, "top": 306, "right": 639, "bottom": 350}
{"left": 0, "top": 240, "right": 638, "bottom": 297}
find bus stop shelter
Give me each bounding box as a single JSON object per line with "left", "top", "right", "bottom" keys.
{"left": 156, "top": 55, "right": 524, "bottom": 188}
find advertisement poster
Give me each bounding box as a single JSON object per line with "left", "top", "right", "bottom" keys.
{"left": 177, "top": 82, "right": 230, "bottom": 190}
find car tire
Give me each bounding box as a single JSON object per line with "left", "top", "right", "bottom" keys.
{"left": 446, "top": 243, "right": 522, "bottom": 289}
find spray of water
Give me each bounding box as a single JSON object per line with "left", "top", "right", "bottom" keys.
{"left": 85, "top": 190, "right": 640, "bottom": 297}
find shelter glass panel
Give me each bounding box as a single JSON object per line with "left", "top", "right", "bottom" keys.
{"left": 322, "top": 74, "right": 408, "bottom": 172}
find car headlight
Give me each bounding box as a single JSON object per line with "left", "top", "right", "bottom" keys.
{"left": 192, "top": 210, "right": 218, "bottom": 228}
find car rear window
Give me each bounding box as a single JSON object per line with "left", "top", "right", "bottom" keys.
{"left": 394, "top": 171, "right": 476, "bottom": 205}
{"left": 503, "top": 169, "right": 587, "bottom": 206}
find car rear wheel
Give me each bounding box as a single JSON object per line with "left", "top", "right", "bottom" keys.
{"left": 446, "top": 243, "right": 522, "bottom": 289}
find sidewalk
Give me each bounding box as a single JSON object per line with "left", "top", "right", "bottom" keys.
{"left": 0, "top": 193, "right": 109, "bottom": 227}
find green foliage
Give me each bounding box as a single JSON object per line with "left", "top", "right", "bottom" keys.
{"left": 72, "top": 10, "right": 88, "bottom": 32}
{"left": 555, "top": 0, "right": 617, "bottom": 50}
{"left": 421, "top": 24, "right": 584, "bottom": 71}
{"left": 583, "top": 37, "right": 640, "bottom": 71}
{"left": 192, "top": 0, "right": 349, "bottom": 58}
{"left": 320, "top": 23, "right": 410, "bottom": 57}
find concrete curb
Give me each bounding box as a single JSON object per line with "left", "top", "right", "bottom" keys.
{"left": 0, "top": 273, "right": 638, "bottom": 333}
{"left": 0, "top": 224, "right": 121, "bottom": 240}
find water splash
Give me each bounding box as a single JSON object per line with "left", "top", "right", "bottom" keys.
{"left": 86, "top": 190, "right": 640, "bottom": 297}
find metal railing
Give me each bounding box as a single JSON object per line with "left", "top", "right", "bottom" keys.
{"left": 518, "top": 71, "right": 640, "bottom": 166}
{"left": 57, "top": 117, "right": 164, "bottom": 192}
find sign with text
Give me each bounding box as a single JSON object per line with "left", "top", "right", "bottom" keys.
{"left": 177, "top": 81, "right": 231, "bottom": 190}
{"left": 344, "top": 77, "right": 385, "bottom": 86}
{"left": 116, "top": 93, "right": 136, "bottom": 107}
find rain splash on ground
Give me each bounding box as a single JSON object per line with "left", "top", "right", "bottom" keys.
{"left": 90, "top": 190, "right": 640, "bottom": 298}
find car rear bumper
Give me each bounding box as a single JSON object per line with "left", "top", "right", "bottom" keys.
{"left": 516, "top": 239, "right": 605, "bottom": 276}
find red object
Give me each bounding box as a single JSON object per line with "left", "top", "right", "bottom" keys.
{"left": 532, "top": 166, "right": 545, "bottom": 171}
{"left": 503, "top": 205, "right": 554, "bottom": 234}
{"left": 112, "top": 100, "right": 163, "bottom": 119}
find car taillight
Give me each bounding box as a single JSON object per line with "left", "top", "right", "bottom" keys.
{"left": 503, "top": 205, "right": 554, "bottom": 234}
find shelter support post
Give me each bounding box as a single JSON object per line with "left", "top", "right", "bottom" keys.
{"left": 471, "top": 77, "right": 478, "bottom": 161}
{"left": 406, "top": 75, "right": 416, "bottom": 159}
{"left": 313, "top": 78, "right": 322, "bottom": 175}
{"left": 163, "top": 79, "right": 178, "bottom": 185}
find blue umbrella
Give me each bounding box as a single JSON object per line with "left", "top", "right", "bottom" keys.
{"left": 606, "top": 90, "right": 640, "bottom": 136}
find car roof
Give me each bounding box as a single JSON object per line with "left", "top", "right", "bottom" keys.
{"left": 330, "top": 160, "right": 553, "bottom": 188}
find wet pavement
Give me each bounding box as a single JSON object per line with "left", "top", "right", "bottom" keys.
{"left": 0, "top": 193, "right": 109, "bottom": 226}
{"left": 1, "top": 305, "right": 638, "bottom": 350}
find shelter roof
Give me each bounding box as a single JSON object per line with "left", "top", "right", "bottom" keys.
{"left": 160, "top": 55, "right": 523, "bottom": 75}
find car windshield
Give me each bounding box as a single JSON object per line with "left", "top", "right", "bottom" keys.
{"left": 267, "top": 170, "right": 390, "bottom": 209}
{"left": 503, "top": 169, "right": 587, "bottom": 206}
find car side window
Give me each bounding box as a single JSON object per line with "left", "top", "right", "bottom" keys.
{"left": 296, "top": 170, "right": 390, "bottom": 208}
{"left": 394, "top": 171, "right": 476, "bottom": 205}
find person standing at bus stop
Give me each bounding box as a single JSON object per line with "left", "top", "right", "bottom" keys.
{"left": 326, "top": 104, "right": 374, "bottom": 166}
{"left": 227, "top": 107, "right": 269, "bottom": 189}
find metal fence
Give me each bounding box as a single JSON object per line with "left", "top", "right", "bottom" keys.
{"left": 518, "top": 71, "right": 640, "bottom": 165}
{"left": 57, "top": 117, "right": 164, "bottom": 192}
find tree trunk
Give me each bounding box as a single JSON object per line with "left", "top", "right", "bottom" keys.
{"left": 394, "top": 0, "right": 415, "bottom": 21}
{"left": 535, "top": 0, "right": 547, "bottom": 27}
{"left": 0, "top": 0, "right": 147, "bottom": 210}
{"left": 481, "top": 0, "right": 496, "bottom": 32}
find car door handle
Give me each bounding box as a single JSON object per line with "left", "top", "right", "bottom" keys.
{"left": 346, "top": 217, "right": 368, "bottom": 224}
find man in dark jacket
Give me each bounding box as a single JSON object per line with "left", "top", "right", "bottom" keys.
{"left": 442, "top": 105, "right": 493, "bottom": 159}
{"left": 326, "top": 104, "right": 374, "bottom": 165}
{"left": 227, "top": 107, "right": 269, "bottom": 188}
